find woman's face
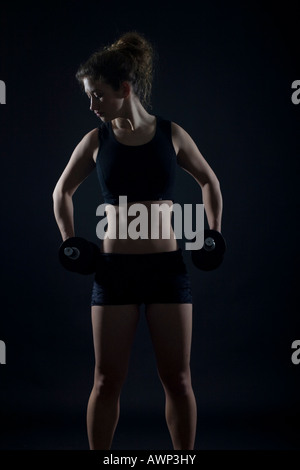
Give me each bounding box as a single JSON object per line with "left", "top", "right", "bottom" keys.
{"left": 83, "top": 77, "right": 127, "bottom": 122}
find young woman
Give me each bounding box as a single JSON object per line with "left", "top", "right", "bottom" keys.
{"left": 53, "top": 31, "right": 223, "bottom": 450}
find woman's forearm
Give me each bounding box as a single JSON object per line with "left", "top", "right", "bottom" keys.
{"left": 52, "top": 189, "right": 75, "bottom": 241}
{"left": 201, "top": 178, "right": 223, "bottom": 232}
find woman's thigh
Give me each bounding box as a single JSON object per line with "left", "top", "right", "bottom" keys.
{"left": 91, "top": 304, "right": 140, "bottom": 378}
{"left": 145, "top": 303, "right": 193, "bottom": 379}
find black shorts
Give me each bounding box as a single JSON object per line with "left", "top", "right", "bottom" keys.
{"left": 91, "top": 248, "right": 193, "bottom": 306}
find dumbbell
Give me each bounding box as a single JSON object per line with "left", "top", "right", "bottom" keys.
{"left": 59, "top": 237, "right": 100, "bottom": 275}
{"left": 191, "top": 229, "right": 226, "bottom": 271}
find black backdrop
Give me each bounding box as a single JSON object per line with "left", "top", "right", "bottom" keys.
{"left": 0, "top": 0, "right": 299, "bottom": 451}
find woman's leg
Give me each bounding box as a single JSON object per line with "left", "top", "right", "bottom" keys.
{"left": 145, "top": 303, "right": 196, "bottom": 450}
{"left": 87, "top": 304, "right": 140, "bottom": 450}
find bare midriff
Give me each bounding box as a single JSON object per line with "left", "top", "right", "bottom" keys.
{"left": 101, "top": 200, "right": 178, "bottom": 254}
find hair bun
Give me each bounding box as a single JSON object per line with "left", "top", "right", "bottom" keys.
{"left": 109, "top": 32, "right": 152, "bottom": 58}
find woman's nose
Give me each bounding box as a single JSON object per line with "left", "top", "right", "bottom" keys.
{"left": 90, "top": 96, "right": 98, "bottom": 111}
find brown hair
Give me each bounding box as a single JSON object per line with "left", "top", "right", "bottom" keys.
{"left": 76, "top": 31, "right": 154, "bottom": 108}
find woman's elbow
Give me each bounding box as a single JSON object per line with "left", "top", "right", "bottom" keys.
{"left": 201, "top": 172, "right": 221, "bottom": 192}
{"left": 210, "top": 176, "right": 223, "bottom": 202}
{"left": 52, "top": 182, "right": 74, "bottom": 201}
{"left": 212, "top": 175, "right": 221, "bottom": 193}
{"left": 52, "top": 184, "right": 63, "bottom": 202}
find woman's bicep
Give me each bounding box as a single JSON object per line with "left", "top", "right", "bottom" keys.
{"left": 172, "top": 122, "right": 218, "bottom": 187}
{"left": 54, "top": 129, "right": 98, "bottom": 196}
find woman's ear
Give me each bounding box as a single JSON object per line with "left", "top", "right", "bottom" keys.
{"left": 121, "top": 81, "right": 131, "bottom": 99}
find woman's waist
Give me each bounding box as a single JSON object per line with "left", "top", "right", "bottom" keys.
{"left": 100, "top": 236, "right": 178, "bottom": 254}
{"left": 97, "top": 199, "right": 178, "bottom": 253}
{"left": 95, "top": 241, "right": 188, "bottom": 282}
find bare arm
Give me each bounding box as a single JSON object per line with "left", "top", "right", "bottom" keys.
{"left": 172, "top": 122, "right": 223, "bottom": 232}
{"left": 52, "top": 128, "right": 99, "bottom": 241}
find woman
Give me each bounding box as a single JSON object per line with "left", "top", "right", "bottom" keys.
{"left": 53, "top": 31, "right": 223, "bottom": 450}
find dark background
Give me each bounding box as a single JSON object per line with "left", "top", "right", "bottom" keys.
{"left": 0, "top": 0, "right": 299, "bottom": 451}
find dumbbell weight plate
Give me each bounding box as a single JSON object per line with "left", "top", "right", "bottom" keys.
{"left": 191, "top": 229, "right": 226, "bottom": 271}
{"left": 59, "top": 237, "right": 98, "bottom": 274}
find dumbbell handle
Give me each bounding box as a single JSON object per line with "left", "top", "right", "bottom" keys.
{"left": 64, "top": 246, "right": 80, "bottom": 260}
{"left": 204, "top": 237, "right": 216, "bottom": 252}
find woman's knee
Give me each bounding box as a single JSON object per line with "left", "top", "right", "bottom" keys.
{"left": 158, "top": 368, "right": 193, "bottom": 397}
{"left": 93, "top": 366, "right": 127, "bottom": 398}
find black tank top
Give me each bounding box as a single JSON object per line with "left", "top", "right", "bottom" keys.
{"left": 96, "top": 115, "right": 177, "bottom": 204}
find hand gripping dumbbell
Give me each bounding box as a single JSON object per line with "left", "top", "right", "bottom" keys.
{"left": 59, "top": 237, "right": 100, "bottom": 275}
{"left": 191, "top": 229, "right": 226, "bottom": 271}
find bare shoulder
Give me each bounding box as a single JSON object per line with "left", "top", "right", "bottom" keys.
{"left": 171, "top": 121, "right": 216, "bottom": 185}
{"left": 54, "top": 128, "right": 100, "bottom": 196}
{"left": 171, "top": 121, "right": 189, "bottom": 137}
{"left": 77, "top": 127, "right": 100, "bottom": 162}
{"left": 82, "top": 127, "right": 99, "bottom": 143}
{"left": 171, "top": 121, "right": 200, "bottom": 160}
{"left": 171, "top": 121, "right": 188, "bottom": 152}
